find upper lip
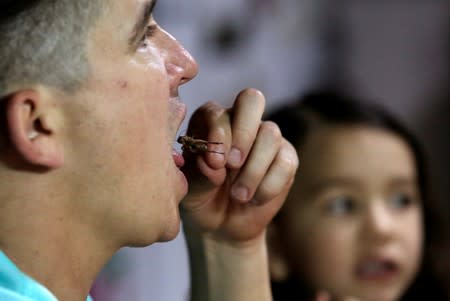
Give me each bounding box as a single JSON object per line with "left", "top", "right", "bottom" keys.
{"left": 169, "top": 95, "right": 187, "bottom": 140}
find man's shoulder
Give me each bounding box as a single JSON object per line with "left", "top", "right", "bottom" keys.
{"left": 0, "top": 288, "right": 93, "bottom": 301}
{"left": 0, "top": 286, "right": 41, "bottom": 301}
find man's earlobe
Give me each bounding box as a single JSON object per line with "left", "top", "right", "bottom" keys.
{"left": 6, "top": 89, "right": 64, "bottom": 168}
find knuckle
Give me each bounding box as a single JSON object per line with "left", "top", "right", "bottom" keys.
{"left": 203, "top": 101, "right": 224, "bottom": 120}
{"left": 278, "top": 155, "right": 295, "bottom": 173}
{"left": 190, "top": 101, "right": 220, "bottom": 121}
{"left": 278, "top": 144, "right": 299, "bottom": 173}
{"left": 260, "top": 121, "right": 282, "bottom": 140}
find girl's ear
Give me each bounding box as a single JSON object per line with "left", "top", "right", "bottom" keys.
{"left": 5, "top": 89, "right": 64, "bottom": 169}
{"left": 267, "top": 222, "right": 291, "bottom": 282}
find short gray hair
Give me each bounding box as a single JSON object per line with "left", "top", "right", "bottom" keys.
{"left": 0, "top": 0, "right": 105, "bottom": 96}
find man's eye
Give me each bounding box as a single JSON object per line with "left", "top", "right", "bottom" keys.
{"left": 326, "top": 196, "right": 356, "bottom": 216}
{"left": 388, "top": 193, "right": 414, "bottom": 209}
{"left": 139, "top": 25, "right": 157, "bottom": 46}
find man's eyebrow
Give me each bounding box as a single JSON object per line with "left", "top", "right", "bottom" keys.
{"left": 129, "top": 0, "right": 157, "bottom": 47}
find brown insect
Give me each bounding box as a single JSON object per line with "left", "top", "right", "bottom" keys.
{"left": 177, "top": 135, "right": 224, "bottom": 154}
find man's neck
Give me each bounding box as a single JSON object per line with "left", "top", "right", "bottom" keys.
{"left": 0, "top": 197, "right": 117, "bottom": 301}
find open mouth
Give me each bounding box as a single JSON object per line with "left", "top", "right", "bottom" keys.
{"left": 355, "top": 258, "right": 399, "bottom": 281}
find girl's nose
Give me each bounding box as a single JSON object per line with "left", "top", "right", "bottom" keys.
{"left": 362, "top": 202, "right": 396, "bottom": 244}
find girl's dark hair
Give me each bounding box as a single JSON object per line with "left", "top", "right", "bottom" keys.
{"left": 0, "top": 1, "right": 41, "bottom": 24}
{"left": 267, "top": 91, "right": 449, "bottom": 300}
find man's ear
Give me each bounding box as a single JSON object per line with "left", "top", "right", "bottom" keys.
{"left": 267, "top": 222, "right": 291, "bottom": 282}
{"left": 5, "top": 89, "right": 64, "bottom": 169}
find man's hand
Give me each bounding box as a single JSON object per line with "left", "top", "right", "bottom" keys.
{"left": 181, "top": 88, "right": 298, "bottom": 245}
{"left": 181, "top": 88, "right": 298, "bottom": 301}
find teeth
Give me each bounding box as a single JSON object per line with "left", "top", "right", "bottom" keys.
{"left": 360, "top": 261, "right": 392, "bottom": 276}
{"left": 363, "top": 262, "right": 383, "bottom": 274}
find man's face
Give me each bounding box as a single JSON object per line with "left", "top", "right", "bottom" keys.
{"left": 279, "top": 126, "right": 423, "bottom": 301}
{"left": 63, "top": 0, "right": 198, "bottom": 246}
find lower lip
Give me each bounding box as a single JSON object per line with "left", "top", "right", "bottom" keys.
{"left": 173, "top": 150, "right": 188, "bottom": 197}
{"left": 172, "top": 149, "right": 185, "bottom": 168}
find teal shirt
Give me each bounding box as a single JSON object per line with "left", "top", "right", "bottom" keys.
{"left": 0, "top": 251, "right": 93, "bottom": 301}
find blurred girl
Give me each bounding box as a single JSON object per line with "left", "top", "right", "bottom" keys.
{"left": 266, "top": 92, "right": 449, "bottom": 301}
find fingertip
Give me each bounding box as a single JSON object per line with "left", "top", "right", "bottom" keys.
{"left": 234, "top": 88, "right": 266, "bottom": 112}
{"left": 237, "top": 87, "right": 264, "bottom": 97}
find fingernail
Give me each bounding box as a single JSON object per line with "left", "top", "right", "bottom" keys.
{"left": 232, "top": 184, "right": 248, "bottom": 202}
{"left": 228, "top": 147, "right": 241, "bottom": 166}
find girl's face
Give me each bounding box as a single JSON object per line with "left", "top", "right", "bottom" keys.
{"left": 276, "top": 125, "right": 423, "bottom": 301}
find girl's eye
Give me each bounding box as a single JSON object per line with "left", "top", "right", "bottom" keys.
{"left": 139, "top": 25, "right": 157, "bottom": 47}
{"left": 326, "top": 196, "right": 356, "bottom": 216}
{"left": 388, "top": 193, "right": 414, "bottom": 210}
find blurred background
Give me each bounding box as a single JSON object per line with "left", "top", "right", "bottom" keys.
{"left": 91, "top": 1, "right": 449, "bottom": 300}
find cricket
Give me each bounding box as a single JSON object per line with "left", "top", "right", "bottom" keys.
{"left": 177, "top": 135, "right": 224, "bottom": 154}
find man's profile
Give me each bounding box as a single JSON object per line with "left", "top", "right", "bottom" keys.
{"left": 0, "top": 1, "right": 298, "bottom": 300}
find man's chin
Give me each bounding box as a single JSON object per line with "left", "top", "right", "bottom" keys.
{"left": 158, "top": 219, "right": 182, "bottom": 242}
{"left": 122, "top": 216, "right": 181, "bottom": 247}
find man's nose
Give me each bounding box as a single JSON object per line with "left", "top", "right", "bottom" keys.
{"left": 162, "top": 29, "right": 199, "bottom": 88}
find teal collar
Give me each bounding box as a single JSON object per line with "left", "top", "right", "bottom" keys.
{"left": 0, "top": 251, "right": 92, "bottom": 301}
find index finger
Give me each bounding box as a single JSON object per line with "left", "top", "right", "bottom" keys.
{"left": 227, "top": 88, "right": 266, "bottom": 169}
